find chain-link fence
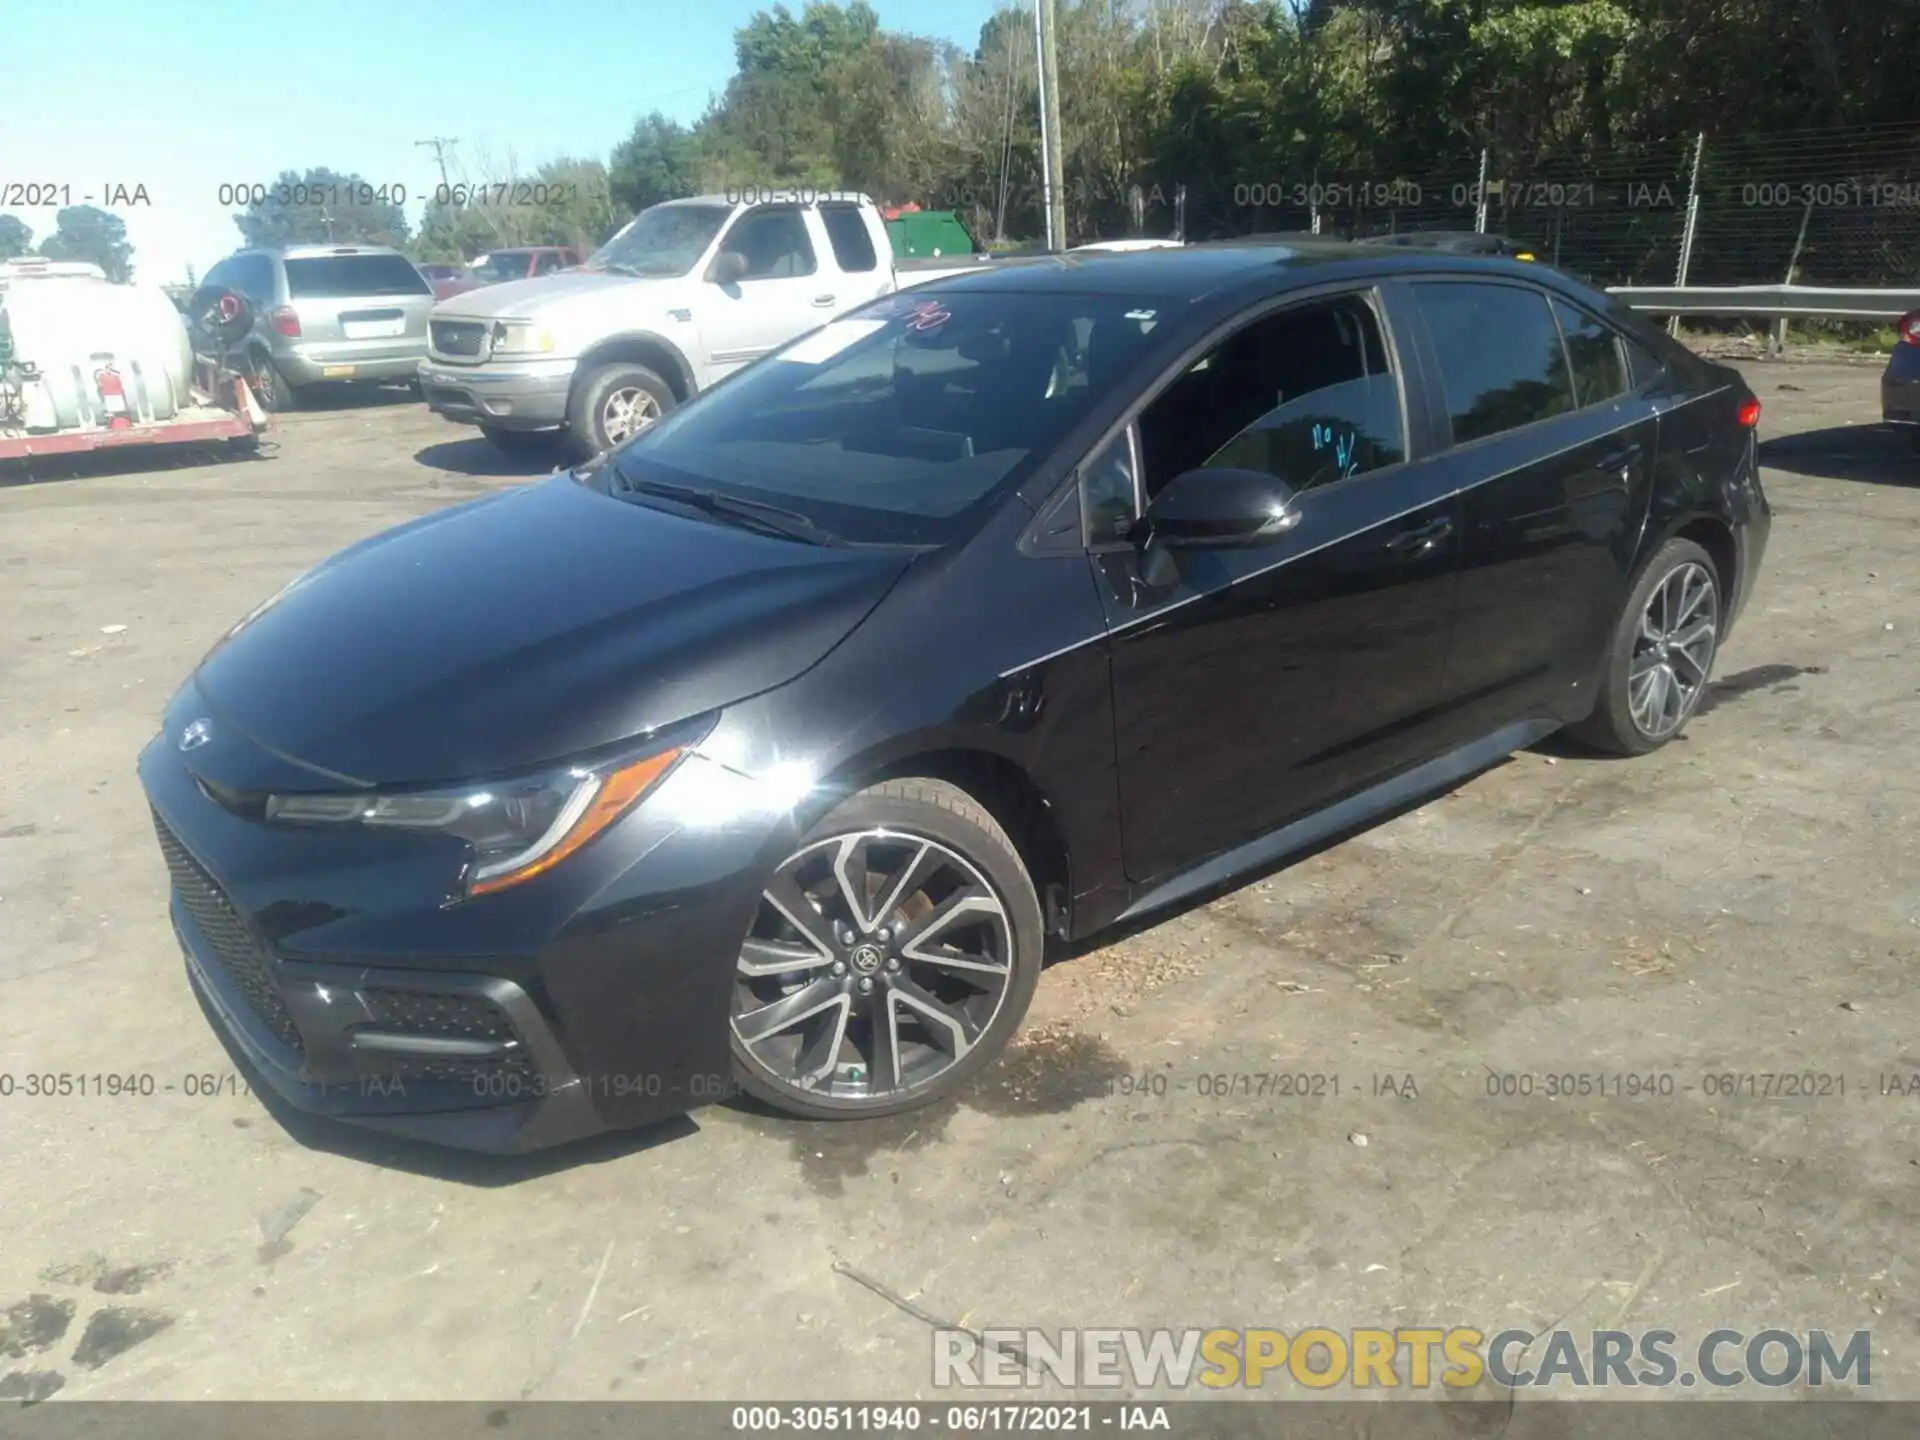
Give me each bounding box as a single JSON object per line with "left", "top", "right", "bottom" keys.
{"left": 1122, "top": 123, "right": 1920, "bottom": 290}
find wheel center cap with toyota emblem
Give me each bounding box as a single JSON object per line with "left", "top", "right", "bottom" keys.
{"left": 849, "top": 942, "right": 885, "bottom": 975}
{"left": 178, "top": 718, "right": 213, "bottom": 752}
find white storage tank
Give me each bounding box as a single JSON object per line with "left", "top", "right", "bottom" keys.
{"left": 0, "top": 261, "right": 193, "bottom": 430}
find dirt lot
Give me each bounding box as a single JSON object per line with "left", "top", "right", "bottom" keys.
{"left": 0, "top": 369, "right": 1916, "bottom": 1404}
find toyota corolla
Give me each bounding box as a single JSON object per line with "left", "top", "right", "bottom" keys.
{"left": 140, "top": 242, "right": 1770, "bottom": 1151}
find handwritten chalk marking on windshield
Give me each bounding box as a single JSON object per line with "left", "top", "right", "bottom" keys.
{"left": 905, "top": 301, "right": 952, "bottom": 332}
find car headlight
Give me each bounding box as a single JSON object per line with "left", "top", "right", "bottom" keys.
{"left": 264, "top": 735, "right": 690, "bottom": 896}
{"left": 490, "top": 320, "right": 555, "bottom": 355}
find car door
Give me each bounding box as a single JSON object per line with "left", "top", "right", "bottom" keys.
{"left": 1089, "top": 286, "right": 1464, "bottom": 885}
{"left": 698, "top": 205, "right": 839, "bottom": 380}
{"left": 1407, "top": 280, "right": 1657, "bottom": 740}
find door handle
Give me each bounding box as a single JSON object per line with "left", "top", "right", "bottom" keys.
{"left": 812, "top": 294, "right": 837, "bottom": 307}
{"left": 1594, "top": 442, "right": 1643, "bottom": 475}
{"left": 1382, "top": 516, "right": 1454, "bottom": 554}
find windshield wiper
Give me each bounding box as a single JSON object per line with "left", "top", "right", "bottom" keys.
{"left": 613, "top": 474, "right": 835, "bottom": 545}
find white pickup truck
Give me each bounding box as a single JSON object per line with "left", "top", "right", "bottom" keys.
{"left": 418, "top": 193, "right": 1002, "bottom": 459}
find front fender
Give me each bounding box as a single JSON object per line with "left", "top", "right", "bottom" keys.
{"left": 575, "top": 330, "right": 698, "bottom": 397}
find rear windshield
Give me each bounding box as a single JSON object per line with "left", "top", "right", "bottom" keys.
{"left": 283, "top": 255, "right": 431, "bottom": 299}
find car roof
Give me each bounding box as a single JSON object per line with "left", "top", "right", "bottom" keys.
{"left": 238, "top": 244, "right": 408, "bottom": 259}
{"left": 655, "top": 192, "right": 876, "bottom": 210}
{"left": 917, "top": 239, "right": 1580, "bottom": 302}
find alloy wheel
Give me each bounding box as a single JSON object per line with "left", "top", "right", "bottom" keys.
{"left": 250, "top": 354, "right": 279, "bottom": 409}
{"left": 731, "top": 829, "right": 1015, "bottom": 1104}
{"left": 1629, "top": 560, "right": 1718, "bottom": 740}
{"left": 600, "top": 387, "right": 660, "bottom": 447}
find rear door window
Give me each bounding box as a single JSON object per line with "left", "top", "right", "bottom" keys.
{"left": 1550, "top": 298, "right": 1628, "bottom": 408}
{"left": 229, "top": 254, "right": 276, "bottom": 303}
{"left": 1414, "top": 281, "right": 1575, "bottom": 444}
{"left": 283, "top": 254, "right": 433, "bottom": 299}
{"left": 820, "top": 204, "right": 879, "bottom": 273}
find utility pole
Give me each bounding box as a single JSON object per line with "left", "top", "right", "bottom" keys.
{"left": 1670, "top": 131, "right": 1705, "bottom": 339}
{"left": 415, "top": 137, "right": 460, "bottom": 192}
{"left": 1033, "top": 0, "right": 1065, "bottom": 250}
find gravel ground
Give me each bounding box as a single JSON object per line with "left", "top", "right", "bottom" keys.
{"left": 0, "top": 366, "right": 1915, "bottom": 1405}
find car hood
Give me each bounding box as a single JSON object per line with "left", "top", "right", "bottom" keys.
{"left": 432, "top": 269, "right": 669, "bottom": 321}
{"left": 192, "top": 476, "right": 912, "bottom": 786}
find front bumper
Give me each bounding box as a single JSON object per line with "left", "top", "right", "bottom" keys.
{"left": 1882, "top": 345, "right": 1920, "bottom": 427}
{"left": 139, "top": 690, "right": 791, "bottom": 1152}
{"left": 419, "top": 357, "right": 577, "bottom": 430}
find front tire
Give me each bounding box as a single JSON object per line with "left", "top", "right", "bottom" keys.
{"left": 565, "top": 362, "right": 675, "bottom": 462}
{"left": 1569, "top": 537, "right": 1722, "bottom": 756}
{"left": 727, "top": 778, "right": 1044, "bottom": 1119}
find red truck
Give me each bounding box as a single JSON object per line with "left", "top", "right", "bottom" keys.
{"left": 422, "top": 246, "right": 582, "bottom": 300}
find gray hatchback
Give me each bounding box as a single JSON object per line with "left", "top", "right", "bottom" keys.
{"left": 200, "top": 244, "right": 434, "bottom": 411}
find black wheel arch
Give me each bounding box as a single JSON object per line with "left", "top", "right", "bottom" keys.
{"left": 800, "top": 737, "right": 1076, "bottom": 947}
{"left": 571, "top": 332, "right": 697, "bottom": 408}
{"left": 1638, "top": 507, "right": 1739, "bottom": 604}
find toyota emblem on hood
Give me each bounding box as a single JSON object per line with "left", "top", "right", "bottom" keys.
{"left": 178, "top": 718, "right": 213, "bottom": 751}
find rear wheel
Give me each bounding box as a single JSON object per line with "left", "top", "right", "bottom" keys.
{"left": 248, "top": 350, "right": 299, "bottom": 413}
{"left": 727, "top": 778, "right": 1043, "bottom": 1119}
{"left": 565, "top": 362, "right": 675, "bottom": 462}
{"left": 1569, "top": 537, "right": 1721, "bottom": 756}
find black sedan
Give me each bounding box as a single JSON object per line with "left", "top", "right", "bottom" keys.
{"left": 1884, "top": 308, "right": 1920, "bottom": 449}
{"left": 140, "top": 241, "right": 1771, "bottom": 1151}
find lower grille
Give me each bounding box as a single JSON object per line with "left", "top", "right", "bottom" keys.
{"left": 152, "top": 810, "right": 305, "bottom": 1054}
{"left": 359, "top": 988, "right": 534, "bottom": 1087}
{"left": 361, "top": 988, "right": 517, "bottom": 1042}
{"left": 378, "top": 1054, "right": 534, "bottom": 1087}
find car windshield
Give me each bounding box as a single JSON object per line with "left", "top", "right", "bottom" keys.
{"left": 471, "top": 252, "right": 533, "bottom": 284}
{"left": 604, "top": 289, "right": 1168, "bottom": 546}
{"left": 587, "top": 204, "right": 731, "bottom": 278}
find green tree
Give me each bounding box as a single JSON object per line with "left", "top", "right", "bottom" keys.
{"left": 608, "top": 113, "right": 704, "bottom": 214}
{"left": 38, "top": 206, "right": 135, "bottom": 281}
{"left": 0, "top": 214, "right": 31, "bottom": 260}
{"left": 233, "top": 168, "right": 411, "bottom": 249}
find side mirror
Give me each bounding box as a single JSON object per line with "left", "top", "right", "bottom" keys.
{"left": 708, "top": 250, "right": 749, "bottom": 285}
{"left": 1132, "top": 467, "right": 1301, "bottom": 588}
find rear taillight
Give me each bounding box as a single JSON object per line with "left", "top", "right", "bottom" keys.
{"left": 1737, "top": 397, "right": 1761, "bottom": 428}
{"left": 1898, "top": 310, "right": 1920, "bottom": 347}
{"left": 270, "top": 306, "right": 301, "bottom": 338}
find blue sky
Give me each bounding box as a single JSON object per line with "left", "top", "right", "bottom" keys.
{"left": 4, "top": 0, "right": 1006, "bottom": 285}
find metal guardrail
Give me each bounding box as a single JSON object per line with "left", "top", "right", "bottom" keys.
{"left": 1608, "top": 284, "right": 1920, "bottom": 320}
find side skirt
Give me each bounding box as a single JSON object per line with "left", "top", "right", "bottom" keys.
{"left": 1114, "top": 716, "right": 1562, "bottom": 927}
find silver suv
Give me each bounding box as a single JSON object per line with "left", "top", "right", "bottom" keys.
{"left": 200, "top": 244, "right": 434, "bottom": 411}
